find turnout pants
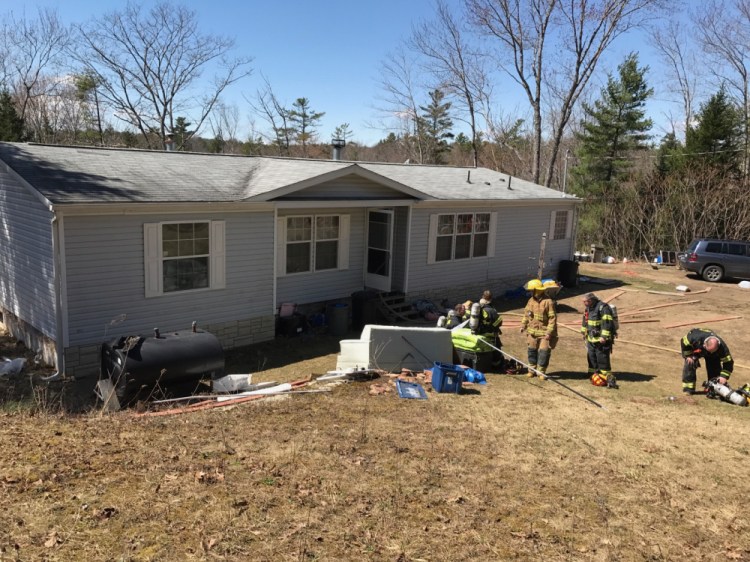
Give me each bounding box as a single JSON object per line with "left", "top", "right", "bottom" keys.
{"left": 586, "top": 341, "right": 612, "bottom": 376}
{"left": 682, "top": 356, "right": 722, "bottom": 393}
{"left": 526, "top": 333, "right": 557, "bottom": 374}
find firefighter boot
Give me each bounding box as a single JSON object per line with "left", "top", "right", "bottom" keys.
{"left": 682, "top": 359, "right": 699, "bottom": 394}
{"left": 537, "top": 349, "right": 551, "bottom": 379}
{"left": 526, "top": 347, "right": 538, "bottom": 377}
{"left": 605, "top": 372, "right": 619, "bottom": 389}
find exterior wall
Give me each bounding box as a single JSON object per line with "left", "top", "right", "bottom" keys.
{"left": 406, "top": 202, "right": 577, "bottom": 303}
{"left": 61, "top": 211, "right": 277, "bottom": 376}
{"left": 279, "top": 174, "right": 411, "bottom": 200}
{"left": 391, "top": 206, "right": 409, "bottom": 292}
{"left": 276, "top": 207, "right": 367, "bottom": 305}
{"left": 0, "top": 166, "right": 57, "bottom": 344}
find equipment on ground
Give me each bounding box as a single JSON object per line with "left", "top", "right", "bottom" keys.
{"left": 473, "top": 336, "right": 605, "bottom": 409}
{"left": 703, "top": 378, "right": 748, "bottom": 407}
{"left": 590, "top": 373, "right": 607, "bottom": 387}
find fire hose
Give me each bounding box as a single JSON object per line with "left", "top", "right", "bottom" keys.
{"left": 475, "top": 337, "right": 605, "bottom": 410}
{"left": 402, "top": 335, "right": 605, "bottom": 409}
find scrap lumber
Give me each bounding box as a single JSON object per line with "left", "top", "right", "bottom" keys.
{"left": 646, "top": 290, "right": 688, "bottom": 297}
{"left": 662, "top": 315, "right": 741, "bottom": 329}
{"left": 604, "top": 290, "right": 626, "bottom": 303}
{"left": 619, "top": 299, "right": 701, "bottom": 317}
{"left": 612, "top": 338, "right": 750, "bottom": 371}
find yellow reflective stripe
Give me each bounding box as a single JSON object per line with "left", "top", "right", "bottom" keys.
{"left": 682, "top": 336, "right": 690, "bottom": 346}
{"left": 682, "top": 382, "right": 695, "bottom": 389}
{"left": 721, "top": 371, "right": 732, "bottom": 379}
{"left": 588, "top": 320, "right": 602, "bottom": 326}
{"left": 601, "top": 314, "right": 613, "bottom": 321}
{"left": 721, "top": 354, "right": 732, "bottom": 362}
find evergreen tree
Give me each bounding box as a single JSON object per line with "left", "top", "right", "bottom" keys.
{"left": 418, "top": 89, "right": 454, "bottom": 164}
{"left": 572, "top": 53, "right": 653, "bottom": 197}
{"left": 0, "top": 90, "right": 25, "bottom": 142}
{"left": 685, "top": 88, "right": 742, "bottom": 171}
{"left": 172, "top": 117, "right": 193, "bottom": 151}
{"left": 288, "top": 98, "right": 324, "bottom": 157}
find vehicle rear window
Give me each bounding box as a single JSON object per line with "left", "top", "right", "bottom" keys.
{"left": 687, "top": 240, "right": 700, "bottom": 252}
{"left": 705, "top": 242, "right": 723, "bottom": 253}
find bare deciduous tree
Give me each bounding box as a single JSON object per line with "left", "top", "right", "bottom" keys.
{"left": 694, "top": 0, "right": 750, "bottom": 178}
{"left": 0, "top": 8, "right": 71, "bottom": 130}
{"left": 411, "top": 0, "right": 489, "bottom": 166}
{"left": 467, "top": 0, "right": 663, "bottom": 186}
{"left": 75, "top": 1, "right": 252, "bottom": 149}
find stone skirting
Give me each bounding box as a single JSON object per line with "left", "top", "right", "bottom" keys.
{"left": 0, "top": 309, "right": 276, "bottom": 375}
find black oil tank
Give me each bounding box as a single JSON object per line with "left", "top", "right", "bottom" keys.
{"left": 101, "top": 329, "right": 225, "bottom": 401}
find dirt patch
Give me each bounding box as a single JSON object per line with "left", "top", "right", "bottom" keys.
{"left": 1, "top": 262, "right": 750, "bottom": 560}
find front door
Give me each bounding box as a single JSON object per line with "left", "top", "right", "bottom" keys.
{"left": 365, "top": 209, "right": 393, "bottom": 291}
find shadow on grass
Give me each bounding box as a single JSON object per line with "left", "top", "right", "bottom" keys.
{"left": 548, "top": 370, "right": 655, "bottom": 383}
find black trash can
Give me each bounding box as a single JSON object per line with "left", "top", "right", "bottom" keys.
{"left": 558, "top": 259, "right": 579, "bottom": 288}
{"left": 351, "top": 290, "right": 380, "bottom": 331}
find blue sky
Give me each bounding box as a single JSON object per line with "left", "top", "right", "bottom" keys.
{"left": 13, "top": 0, "right": 688, "bottom": 145}
{"left": 15, "top": 0, "right": 459, "bottom": 145}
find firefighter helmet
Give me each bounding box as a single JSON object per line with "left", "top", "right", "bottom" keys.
{"left": 542, "top": 280, "right": 559, "bottom": 289}
{"left": 590, "top": 373, "right": 607, "bottom": 387}
{"left": 526, "top": 279, "right": 543, "bottom": 291}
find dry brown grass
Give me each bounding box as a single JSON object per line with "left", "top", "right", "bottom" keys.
{"left": 1, "top": 262, "right": 750, "bottom": 561}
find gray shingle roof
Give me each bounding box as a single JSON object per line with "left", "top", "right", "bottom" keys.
{"left": 0, "top": 142, "right": 572, "bottom": 205}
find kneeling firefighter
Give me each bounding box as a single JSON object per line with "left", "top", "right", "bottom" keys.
{"left": 520, "top": 279, "right": 558, "bottom": 377}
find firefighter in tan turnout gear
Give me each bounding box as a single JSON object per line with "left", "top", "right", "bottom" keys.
{"left": 520, "top": 279, "right": 558, "bottom": 377}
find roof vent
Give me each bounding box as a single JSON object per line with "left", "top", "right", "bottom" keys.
{"left": 331, "top": 138, "right": 346, "bottom": 160}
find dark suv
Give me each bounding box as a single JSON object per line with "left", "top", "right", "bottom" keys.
{"left": 678, "top": 238, "right": 750, "bottom": 282}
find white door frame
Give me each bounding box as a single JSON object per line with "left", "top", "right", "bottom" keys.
{"left": 364, "top": 208, "right": 394, "bottom": 291}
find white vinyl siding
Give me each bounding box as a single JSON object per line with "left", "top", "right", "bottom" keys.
{"left": 0, "top": 169, "right": 57, "bottom": 338}
{"left": 62, "top": 213, "right": 272, "bottom": 347}
{"left": 144, "top": 220, "right": 225, "bottom": 297}
{"left": 412, "top": 205, "right": 576, "bottom": 292}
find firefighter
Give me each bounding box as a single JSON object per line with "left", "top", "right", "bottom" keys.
{"left": 520, "top": 279, "right": 558, "bottom": 377}
{"left": 444, "top": 300, "right": 472, "bottom": 329}
{"left": 680, "top": 328, "right": 733, "bottom": 394}
{"left": 468, "top": 290, "right": 503, "bottom": 366}
{"left": 581, "top": 292, "right": 618, "bottom": 389}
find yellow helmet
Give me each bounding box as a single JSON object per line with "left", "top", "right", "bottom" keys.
{"left": 526, "top": 279, "right": 543, "bottom": 291}
{"left": 543, "top": 280, "right": 559, "bottom": 289}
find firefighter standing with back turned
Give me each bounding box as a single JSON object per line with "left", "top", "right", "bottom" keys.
{"left": 680, "top": 328, "right": 733, "bottom": 394}
{"left": 520, "top": 279, "right": 558, "bottom": 377}
{"left": 581, "top": 292, "right": 618, "bottom": 389}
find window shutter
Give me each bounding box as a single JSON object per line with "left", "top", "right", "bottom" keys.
{"left": 338, "top": 214, "right": 350, "bottom": 270}
{"left": 143, "top": 223, "right": 161, "bottom": 298}
{"left": 548, "top": 211, "right": 557, "bottom": 240}
{"left": 487, "top": 212, "right": 498, "bottom": 257}
{"left": 210, "top": 221, "right": 226, "bottom": 290}
{"left": 564, "top": 210, "right": 573, "bottom": 239}
{"left": 276, "top": 217, "right": 287, "bottom": 276}
{"left": 427, "top": 214, "right": 438, "bottom": 264}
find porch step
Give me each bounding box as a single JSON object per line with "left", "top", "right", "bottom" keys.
{"left": 377, "top": 292, "right": 422, "bottom": 323}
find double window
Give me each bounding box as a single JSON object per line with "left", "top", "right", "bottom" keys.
{"left": 277, "top": 214, "right": 350, "bottom": 275}
{"left": 144, "top": 221, "right": 225, "bottom": 297}
{"left": 428, "top": 212, "right": 496, "bottom": 263}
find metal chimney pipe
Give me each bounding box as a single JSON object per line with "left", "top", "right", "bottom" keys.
{"left": 331, "top": 138, "right": 346, "bottom": 160}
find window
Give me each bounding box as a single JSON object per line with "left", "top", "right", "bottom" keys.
{"left": 429, "top": 212, "right": 495, "bottom": 263}
{"left": 277, "top": 214, "right": 350, "bottom": 275}
{"left": 725, "top": 243, "right": 746, "bottom": 256}
{"left": 550, "top": 210, "right": 572, "bottom": 241}
{"left": 144, "top": 221, "right": 225, "bottom": 297}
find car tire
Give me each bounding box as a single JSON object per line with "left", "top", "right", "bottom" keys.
{"left": 702, "top": 264, "right": 724, "bottom": 282}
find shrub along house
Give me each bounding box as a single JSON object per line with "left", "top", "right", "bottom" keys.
{"left": 0, "top": 142, "right": 579, "bottom": 377}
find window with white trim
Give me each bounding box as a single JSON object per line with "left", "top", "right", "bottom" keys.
{"left": 144, "top": 221, "right": 225, "bottom": 297}
{"left": 277, "top": 214, "right": 350, "bottom": 275}
{"left": 434, "top": 212, "right": 492, "bottom": 261}
{"left": 549, "top": 210, "right": 573, "bottom": 240}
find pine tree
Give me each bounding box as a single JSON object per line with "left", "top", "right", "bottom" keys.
{"left": 418, "top": 89, "right": 454, "bottom": 164}
{"left": 288, "top": 98, "right": 325, "bottom": 157}
{"left": 572, "top": 54, "right": 653, "bottom": 197}
{"left": 0, "top": 90, "right": 25, "bottom": 142}
{"left": 685, "top": 88, "right": 742, "bottom": 171}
